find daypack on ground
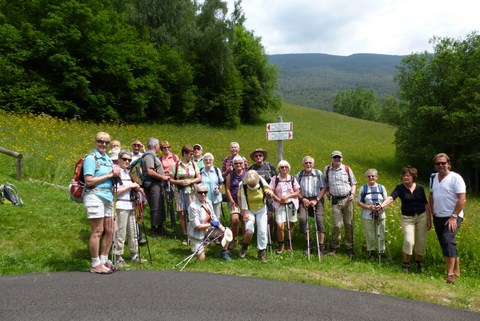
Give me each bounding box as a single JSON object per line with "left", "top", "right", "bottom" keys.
{"left": 69, "top": 153, "right": 97, "bottom": 203}
{"left": 0, "top": 182, "right": 24, "bottom": 206}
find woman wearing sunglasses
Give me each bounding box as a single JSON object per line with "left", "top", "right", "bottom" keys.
{"left": 113, "top": 150, "right": 146, "bottom": 268}
{"left": 83, "top": 132, "right": 121, "bottom": 274}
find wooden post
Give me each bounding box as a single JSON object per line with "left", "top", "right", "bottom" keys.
{"left": 0, "top": 147, "right": 23, "bottom": 180}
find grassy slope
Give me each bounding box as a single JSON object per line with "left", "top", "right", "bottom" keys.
{"left": 0, "top": 105, "right": 479, "bottom": 312}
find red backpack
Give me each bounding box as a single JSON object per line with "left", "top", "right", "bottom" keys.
{"left": 69, "top": 153, "right": 97, "bottom": 203}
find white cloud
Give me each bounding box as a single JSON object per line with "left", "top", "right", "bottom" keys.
{"left": 227, "top": 0, "right": 479, "bottom": 55}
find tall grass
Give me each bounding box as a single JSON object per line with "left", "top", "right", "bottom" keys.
{"left": 1, "top": 107, "right": 479, "bottom": 312}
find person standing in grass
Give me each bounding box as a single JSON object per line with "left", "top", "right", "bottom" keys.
{"left": 171, "top": 144, "right": 202, "bottom": 245}
{"left": 113, "top": 150, "right": 146, "bottom": 267}
{"left": 270, "top": 160, "right": 300, "bottom": 254}
{"left": 380, "top": 167, "right": 431, "bottom": 273}
{"left": 249, "top": 148, "right": 276, "bottom": 242}
{"left": 357, "top": 169, "right": 388, "bottom": 260}
{"left": 429, "top": 153, "right": 466, "bottom": 284}
{"left": 83, "top": 131, "right": 121, "bottom": 274}
{"left": 221, "top": 142, "right": 248, "bottom": 179}
{"left": 192, "top": 144, "right": 205, "bottom": 171}
{"left": 296, "top": 156, "right": 327, "bottom": 255}
{"left": 238, "top": 170, "right": 274, "bottom": 262}
{"left": 323, "top": 150, "right": 357, "bottom": 258}
{"left": 200, "top": 153, "right": 224, "bottom": 219}
{"left": 142, "top": 138, "right": 170, "bottom": 237}
{"left": 225, "top": 155, "right": 247, "bottom": 251}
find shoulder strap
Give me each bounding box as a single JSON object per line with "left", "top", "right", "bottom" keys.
{"left": 430, "top": 173, "right": 436, "bottom": 189}
{"left": 214, "top": 167, "right": 222, "bottom": 185}
{"left": 297, "top": 170, "right": 305, "bottom": 185}
{"left": 345, "top": 165, "right": 352, "bottom": 185}
{"left": 360, "top": 183, "right": 368, "bottom": 203}
{"left": 325, "top": 165, "right": 331, "bottom": 186}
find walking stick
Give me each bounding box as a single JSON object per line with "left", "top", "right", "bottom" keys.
{"left": 311, "top": 205, "right": 321, "bottom": 261}
{"left": 135, "top": 191, "right": 152, "bottom": 263}
{"left": 110, "top": 181, "right": 119, "bottom": 269}
{"left": 374, "top": 209, "right": 382, "bottom": 264}
{"left": 305, "top": 206, "right": 310, "bottom": 261}
{"left": 181, "top": 189, "right": 189, "bottom": 243}
{"left": 165, "top": 182, "right": 176, "bottom": 229}
{"left": 285, "top": 204, "right": 293, "bottom": 252}
{"left": 174, "top": 228, "right": 224, "bottom": 270}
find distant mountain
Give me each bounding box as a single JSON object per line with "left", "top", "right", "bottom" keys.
{"left": 269, "top": 53, "right": 405, "bottom": 110}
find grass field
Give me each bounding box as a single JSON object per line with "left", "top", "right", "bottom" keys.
{"left": 0, "top": 106, "right": 479, "bottom": 312}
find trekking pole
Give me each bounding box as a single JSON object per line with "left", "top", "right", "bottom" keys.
{"left": 311, "top": 205, "right": 321, "bottom": 261}
{"left": 305, "top": 206, "right": 310, "bottom": 261}
{"left": 111, "top": 182, "right": 119, "bottom": 269}
{"left": 175, "top": 228, "right": 223, "bottom": 270}
{"left": 285, "top": 204, "right": 293, "bottom": 252}
{"left": 374, "top": 210, "right": 381, "bottom": 264}
{"left": 166, "top": 182, "right": 176, "bottom": 230}
{"left": 135, "top": 192, "right": 152, "bottom": 263}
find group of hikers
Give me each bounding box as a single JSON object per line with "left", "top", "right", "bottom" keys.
{"left": 82, "top": 132, "right": 466, "bottom": 284}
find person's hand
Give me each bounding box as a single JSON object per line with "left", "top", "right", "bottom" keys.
{"left": 112, "top": 167, "right": 121, "bottom": 177}
{"left": 446, "top": 216, "right": 458, "bottom": 232}
{"left": 211, "top": 221, "right": 219, "bottom": 227}
{"left": 214, "top": 187, "right": 220, "bottom": 195}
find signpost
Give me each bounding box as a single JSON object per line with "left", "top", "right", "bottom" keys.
{"left": 266, "top": 116, "right": 293, "bottom": 163}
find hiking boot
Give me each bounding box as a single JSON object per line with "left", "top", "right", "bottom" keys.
{"left": 131, "top": 256, "right": 147, "bottom": 264}
{"left": 151, "top": 226, "right": 162, "bottom": 237}
{"left": 319, "top": 244, "right": 326, "bottom": 255}
{"left": 369, "top": 251, "right": 376, "bottom": 261}
{"left": 258, "top": 249, "right": 267, "bottom": 263}
{"left": 138, "top": 239, "right": 148, "bottom": 246}
{"left": 286, "top": 241, "right": 292, "bottom": 251}
{"left": 327, "top": 247, "right": 336, "bottom": 256}
{"left": 416, "top": 261, "right": 423, "bottom": 273}
{"left": 346, "top": 249, "right": 356, "bottom": 259}
{"left": 402, "top": 262, "right": 410, "bottom": 273}
{"left": 239, "top": 244, "right": 249, "bottom": 259}
{"left": 276, "top": 243, "right": 284, "bottom": 254}
{"left": 446, "top": 274, "right": 455, "bottom": 284}
{"left": 182, "top": 236, "right": 189, "bottom": 246}
{"left": 228, "top": 239, "right": 238, "bottom": 251}
{"left": 220, "top": 251, "right": 233, "bottom": 262}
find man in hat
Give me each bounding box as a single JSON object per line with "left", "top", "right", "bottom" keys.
{"left": 249, "top": 148, "right": 277, "bottom": 240}
{"left": 323, "top": 150, "right": 357, "bottom": 258}
{"left": 192, "top": 144, "right": 205, "bottom": 171}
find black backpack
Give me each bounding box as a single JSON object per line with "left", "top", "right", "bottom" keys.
{"left": 1, "top": 182, "right": 24, "bottom": 206}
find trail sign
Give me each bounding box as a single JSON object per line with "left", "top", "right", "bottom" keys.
{"left": 266, "top": 122, "right": 293, "bottom": 132}
{"left": 266, "top": 131, "right": 293, "bottom": 141}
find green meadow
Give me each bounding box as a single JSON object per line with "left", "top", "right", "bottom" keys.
{"left": 0, "top": 105, "right": 479, "bottom": 312}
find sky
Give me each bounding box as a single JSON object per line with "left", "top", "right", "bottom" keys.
{"left": 226, "top": 0, "right": 479, "bottom": 56}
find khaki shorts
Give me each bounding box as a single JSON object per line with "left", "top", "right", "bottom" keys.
{"left": 275, "top": 204, "right": 298, "bottom": 224}
{"left": 84, "top": 193, "right": 113, "bottom": 219}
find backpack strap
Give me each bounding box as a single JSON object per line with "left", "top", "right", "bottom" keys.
{"left": 214, "top": 167, "right": 222, "bottom": 185}
{"left": 430, "top": 173, "right": 436, "bottom": 189}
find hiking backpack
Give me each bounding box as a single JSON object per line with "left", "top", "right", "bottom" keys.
{"left": 129, "top": 151, "right": 160, "bottom": 187}
{"left": 69, "top": 153, "right": 97, "bottom": 203}
{"left": 0, "top": 182, "right": 24, "bottom": 206}
{"left": 360, "top": 183, "right": 384, "bottom": 203}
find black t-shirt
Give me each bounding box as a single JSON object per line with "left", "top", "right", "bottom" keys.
{"left": 390, "top": 183, "right": 428, "bottom": 216}
{"left": 249, "top": 162, "right": 276, "bottom": 183}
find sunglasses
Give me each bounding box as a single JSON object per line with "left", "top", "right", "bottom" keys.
{"left": 234, "top": 162, "right": 243, "bottom": 165}
{"left": 367, "top": 175, "right": 376, "bottom": 178}
{"left": 435, "top": 162, "right": 447, "bottom": 166}
{"left": 162, "top": 146, "right": 171, "bottom": 149}
{"left": 280, "top": 166, "right": 288, "bottom": 169}
{"left": 332, "top": 156, "right": 341, "bottom": 159}
{"left": 96, "top": 140, "right": 110, "bottom": 145}
{"left": 121, "top": 157, "right": 131, "bottom": 162}
{"left": 197, "top": 191, "right": 208, "bottom": 195}
{"left": 193, "top": 147, "right": 202, "bottom": 151}
{"left": 254, "top": 154, "right": 264, "bottom": 158}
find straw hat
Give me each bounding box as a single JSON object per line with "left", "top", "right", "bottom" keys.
{"left": 249, "top": 148, "right": 268, "bottom": 161}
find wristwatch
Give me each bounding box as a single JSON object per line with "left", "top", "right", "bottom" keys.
{"left": 451, "top": 213, "right": 458, "bottom": 218}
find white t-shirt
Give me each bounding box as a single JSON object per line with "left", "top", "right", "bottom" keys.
{"left": 431, "top": 171, "right": 466, "bottom": 218}
{"left": 116, "top": 169, "right": 135, "bottom": 210}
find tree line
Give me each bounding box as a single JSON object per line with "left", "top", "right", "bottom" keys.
{"left": 0, "top": 0, "right": 281, "bottom": 127}
{"left": 334, "top": 32, "right": 480, "bottom": 192}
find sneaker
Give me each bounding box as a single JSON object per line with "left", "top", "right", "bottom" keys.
{"left": 138, "top": 239, "right": 148, "bottom": 246}
{"left": 402, "top": 262, "right": 410, "bottom": 273}
{"left": 319, "top": 245, "right": 326, "bottom": 255}
{"left": 104, "top": 260, "right": 118, "bottom": 271}
{"left": 130, "top": 255, "right": 147, "bottom": 263}
{"left": 239, "top": 244, "right": 249, "bottom": 259}
{"left": 369, "top": 251, "right": 376, "bottom": 261}
{"left": 276, "top": 243, "right": 284, "bottom": 254}
{"left": 90, "top": 264, "right": 113, "bottom": 274}
{"left": 258, "top": 249, "right": 267, "bottom": 263}
{"left": 228, "top": 239, "right": 238, "bottom": 251}
{"left": 346, "top": 249, "right": 356, "bottom": 259}
{"left": 286, "top": 242, "right": 292, "bottom": 251}
{"left": 220, "top": 251, "right": 233, "bottom": 261}
{"left": 327, "top": 248, "right": 336, "bottom": 256}
{"left": 116, "top": 257, "right": 129, "bottom": 268}
{"left": 446, "top": 274, "right": 455, "bottom": 284}
{"left": 182, "top": 237, "right": 189, "bottom": 246}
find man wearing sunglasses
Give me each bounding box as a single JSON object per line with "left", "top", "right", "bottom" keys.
{"left": 429, "top": 153, "right": 466, "bottom": 284}
{"left": 324, "top": 150, "right": 357, "bottom": 258}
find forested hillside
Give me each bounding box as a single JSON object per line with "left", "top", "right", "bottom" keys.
{"left": 269, "top": 53, "right": 404, "bottom": 110}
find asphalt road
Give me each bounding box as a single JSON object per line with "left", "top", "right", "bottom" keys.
{"left": 0, "top": 271, "right": 478, "bottom": 321}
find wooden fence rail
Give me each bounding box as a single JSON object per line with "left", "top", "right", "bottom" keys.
{"left": 0, "top": 147, "right": 23, "bottom": 180}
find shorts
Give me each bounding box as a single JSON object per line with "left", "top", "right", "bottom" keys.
{"left": 275, "top": 203, "right": 298, "bottom": 224}
{"left": 174, "top": 190, "right": 195, "bottom": 212}
{"left": 230, "top": 204, "right": 241, "bottom": 215}
{"left": 84, "top": 193, "right": 113, "bottom": 219}
{"left": 190, "top": 238, "right": 205, "bottom": 255}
